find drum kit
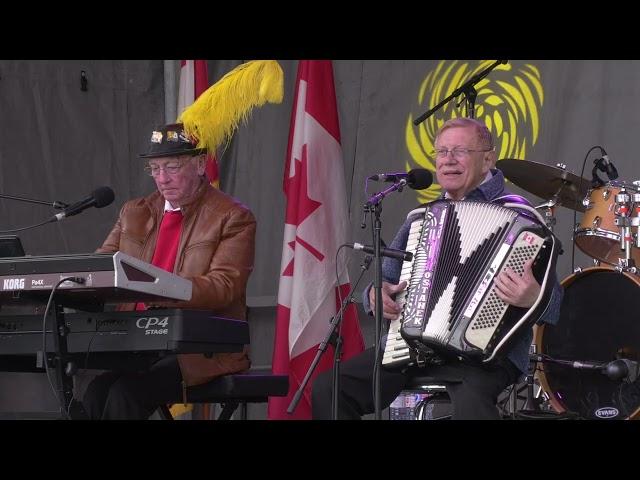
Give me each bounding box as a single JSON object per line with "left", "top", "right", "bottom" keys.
{"left": 497, "top": 158, "right": 640, "bottom": 420}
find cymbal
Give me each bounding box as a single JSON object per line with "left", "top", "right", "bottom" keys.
{"left": 497, "top": 159, "right": 590, "bottom": 212}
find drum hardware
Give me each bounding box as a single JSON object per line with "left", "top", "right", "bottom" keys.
{"left": 522, "top": 345, "right": 541, "bottom": 412}
{"left": 615, "top": 260, "right": 636, "bottom": 274}
{"left": 535, "top": 196, "right": 560, "bottom": 231}
{"left": 613, "top": 186, "right": 638, "bottom": 273}
{"left": 574, "top": 181, "right": 640, "bottom": 266}
{"left": 632, "top": 189, "right": 640, "bottom": 249}
{"left": 514, "top": 344, "right": 545, "bottom": 417}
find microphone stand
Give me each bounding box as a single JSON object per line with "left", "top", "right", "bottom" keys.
{"left": 0, "top": 192, "right": 68, "bottom": 209}
{"left": 530, "top": 353, "right": 605, "bottom": 369}
{"left": 286, "top": 253, "right": 373, "bottom": 418}
{"left": 413, "top": 60, "right": 508, "bottom": 125}
{"left": 519, "top": 347, "right": 542, "bottom": 415}
{"left": 362, "top": 178, "right": 407, "bottom": 420}
{"left": 0, "top": 193, "right": 71, "bottom": 234}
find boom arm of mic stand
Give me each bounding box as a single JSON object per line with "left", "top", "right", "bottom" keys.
{"left": 365, "top": 179, "right": 407, "bottom": 207}
{"left": 413, "top": 60, "right": 507, "bottom": 126}
{"left": 286, "top": 255, "right": 373, "bottom": 416}
{"left": 530, "top": 353, "right": 605, "bottom": 369}
{"left": 0, "top": 192, "right": 68, "bottom": 209}
{"left": 462, "top": 84, "right": 478, "bottom": 119}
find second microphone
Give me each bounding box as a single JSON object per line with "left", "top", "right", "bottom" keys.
{"left": 347, "top": 242, "right": 413, "bottom": 262}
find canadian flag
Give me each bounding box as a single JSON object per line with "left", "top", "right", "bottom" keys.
{"left": 268, "top": 60, "right": 365, "bottom": 420}
{"left": 178, "top": 60, "right": 220, "bottom": 188}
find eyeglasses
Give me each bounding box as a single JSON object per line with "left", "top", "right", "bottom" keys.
{"left": 144, "top": 161, "right": 186, "bottom": 177}
{"left": 430, "top": 147, "right": 494, "bottom": 160}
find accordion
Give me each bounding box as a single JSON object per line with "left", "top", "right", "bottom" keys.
{"left": 382, "top": 199, "right": 559, "bottom": 370}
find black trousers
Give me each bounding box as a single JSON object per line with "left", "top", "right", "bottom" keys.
{"left": 312, "top": 346, "right": 519, "bottom": 420}
{"left": 82, "top": 355, "right": 183, "bottom": 420}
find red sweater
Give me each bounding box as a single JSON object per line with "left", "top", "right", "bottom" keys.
{"left": 136, "top": 210, "right": 183, "bottom": 310}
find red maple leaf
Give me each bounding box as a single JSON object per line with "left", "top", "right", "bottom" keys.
{"left": 284, "top": 144, "right": 322, "bottom": 226}
{"left": 282, "top": 240, "right": 296, "bottom": 276}
{"left": 282, "top": 144, "right": 324, "bottom": 277}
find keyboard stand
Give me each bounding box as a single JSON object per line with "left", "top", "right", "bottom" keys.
{"left": 42, "top": 300, "right": 75, "bottom": 419}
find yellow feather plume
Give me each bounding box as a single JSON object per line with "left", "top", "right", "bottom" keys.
{"left": 168, "top": 403, "right": 193, "bottom": 418}
{"left": 178, "top": 60, "right": 284, "bottom": 154}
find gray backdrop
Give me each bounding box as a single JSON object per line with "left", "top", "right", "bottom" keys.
{"left": 0, "top": 60, "right": 637, "bottom": 418}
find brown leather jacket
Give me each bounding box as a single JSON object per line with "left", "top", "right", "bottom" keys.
{"left": 98, "top": 179, "right": 256, "bottom": 388}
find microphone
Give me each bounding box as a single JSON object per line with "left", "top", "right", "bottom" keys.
{"left": 565, "top": 358, "right": 639, "bottom": 383}
{"left": 348, "top": 242, "right": 413, "bottom": 262}
{"left": 368, "top": 168, "right": 433, "bottom": 190}
{"left": 568, "top": 360, "right": 606, "bottom": 370}
{"left": 604, "top": 359, "right": 639, "bottom": 383}
{"left": 596, "top": 147, "right": 619, "bottom": 180}
{"left": 52, "top": 186, "right": 115, "bottom": 222}
{"left": 368, "top": 172, "right": 409, "bottom": 182}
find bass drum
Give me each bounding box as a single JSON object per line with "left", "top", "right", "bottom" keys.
{"left": 534, "top": 267, "right": 640, "bottom": 419}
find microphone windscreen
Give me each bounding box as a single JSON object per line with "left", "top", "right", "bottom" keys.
{"left": 92, "top": 186, "right": 115, "bottom": 208}
{"left": 605, "top": 359, "right": 629, "bottom": 381}
{"left": 408, "top": 169, "right": 433, "bottom": 190}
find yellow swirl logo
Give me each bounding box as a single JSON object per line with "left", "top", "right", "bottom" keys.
{"left": 406, "top": 60, "right": 544, "bottom": 202}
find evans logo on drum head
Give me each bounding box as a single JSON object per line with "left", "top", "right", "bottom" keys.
{"left": 595, "top": 407, "right": 619, "bottom": 419}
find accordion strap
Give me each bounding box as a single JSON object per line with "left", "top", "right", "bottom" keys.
{"left": 503, "top": 202, "right": 547, "bottom": 225}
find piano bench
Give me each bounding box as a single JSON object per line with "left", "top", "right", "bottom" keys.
{"left": 158, "top": 370, "right": 289, "bottom": 420}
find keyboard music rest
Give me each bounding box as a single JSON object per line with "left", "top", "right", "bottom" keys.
{"left": 0, "top": 251, "right": 192, "bottom": 310}
{"left": 0, "top": 309, "right": 249, "bottom": 372}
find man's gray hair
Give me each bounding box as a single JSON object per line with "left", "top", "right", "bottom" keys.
{"left": 436, "top": 117, "right": 494, "bottom": 148}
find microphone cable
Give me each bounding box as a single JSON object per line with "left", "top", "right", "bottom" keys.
{"left": 41, "top": 276, "right": 85, "bottom": 420}
{"left": 0, "top": 217, "right": 56, "bottom": 234}
{"left": 572, "top": 146, "right": 605, "bottom": 273}
{"left": 334, "top": 245, "right": 349, "bottom": 371}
